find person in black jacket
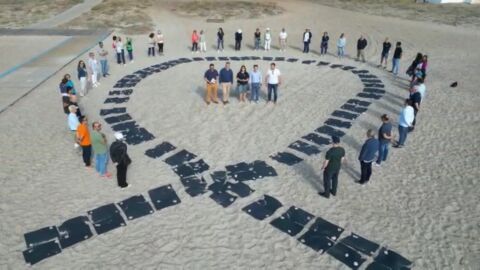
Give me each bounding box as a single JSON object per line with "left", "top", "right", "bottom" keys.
{"left": 356, "top": 35, "right": 368, "bottom": 62}
{"left": 235, "top": 29, "right": 243, "bottom": 51}
{"left": 110, "top": 132, "right": 131, "bottom": 189}
{"left": 320, "top": 32, "right": 329, "bottom": 55}
{"left": 302, "top": 29, "right": 312, "bottom": 53}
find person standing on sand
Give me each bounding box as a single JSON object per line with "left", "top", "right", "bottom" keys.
{"left": 156, "top": 30, "right": 164, "bottom": 55}
{"left": 76, "top": 116, "right": 92, "bottom": 168}
{"left": 110, "top": 132, "right": 131, "bottom": 189}
{"left": 126, "top": 37, "right": 134, "bottom": 63}
{"left": 391, "top": 41, "right": 402, "bottom": 75}
{"left": 217, "top": 28, "right": 224, "bottom": 51}
{"left": 87, "top": 52, "right": 99, "bottom": 88}
{"left": 254, "top": 28, "right": 261, "bottom": 51}
{"left": 97, "top": 42, "right": 109, "bottom": 77}
{"left": 303, "top": 28, "right": 312, "bottom": 53}
{"left": 375, "top": 114, "right": 393, "bottom": 166}
{"left": 279, "top": 28, "right": 288, "bottom": 51}
{"left": 358, "top": 129, "right": 379, "bottom": 184}
{"left": 319, "top": 136, "right": 346, "bottom": 198}
{"left": 191, "top": 30, "right": 199, "bottom": 53}
{"left": 264, "top": 28, "right": 272, "bottom": 51}
{"left": 148, "top": 33, "right": 156, "bottom": 56}
{"left": 356, "top": 35, "right": 368, "bottom": 62}
{"left": 250, "top": 64, "right": 262, "bottom": 103}
{"left": 421, "top": 55, "right": 428, "bottom": 80}
{"left": 395, "top": 99, "right": 414, "bottom": 148}
{"left": 320, "top": 32, "right": 329, "bottom": 55}
{"left": 235, "top": 29, "right": 243, "bottom": 51}
{"left": 63, "top": 74, "right": 76, "bottom": 95}
{"left": 68, "top": 105, "right": 80, "bottom": 148}
{"left": 199, "top": 30, "right": 207, "bottom": 53}
{"left": 407, "top": 52, "right": 423, "bottom": 83}
{"left": 337, "top": 33, "right": 346, "bottom": 58}
{"left": 112, "top": 36, "right": 117, "bottom": 61}
{"left": 219, "top": 62, "right": 233, "bottom": 104}
{"left": 265, "top": 62, "right": 281, "bottom": 104}
{"left": 204, "top": 63, "right": 219, "bottom": 105}
{"left": 379, "top": 38, "right": 391, "bottom": 69}
{"left": 115, "top": 37, "right": 126, "bottom": 65}
{"left": 236, "top": 65, "right": 249, "bottom": 102}
{"left": 91, "top": 121, "right": 112, "bottom": 178}
{"left": 77, "top": 60, "right": 87, "bottom": 96}
{"left": 408, "top": 83, "right": 422, "bottom": 131}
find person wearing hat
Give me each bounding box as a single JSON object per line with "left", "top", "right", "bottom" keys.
{"left": 76, "top": 116, "right": 92, "bottom": 167}
{"left": 110, "top": 132, "right": 131, "bottom": 188}
{"left": 319, "top": 136, "right": 346, "bottom": 198}
{"left": 235, "top": 29, "right": 243, "bottom": 51}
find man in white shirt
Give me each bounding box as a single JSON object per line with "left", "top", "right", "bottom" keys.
{"left": 279, "top": 28, "right": 288, "bottom": 51}
{"left": 395, "top": 99, "right": 414, "bottom": 148}
{"left": 264, "top": 63, "right": 282, "bottom": 104}
{"left": 303, "top": 28, "right": 312, "bottom": 53}
{"left": 264, "top": 28, "right": 272, "bottom": 51}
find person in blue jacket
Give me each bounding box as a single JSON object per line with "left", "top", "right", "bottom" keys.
{"left": 358, "top": 129, "right": 379, "bottom": 184}
{"left": 219, "top": 62, "right": 234, "bottom": 104}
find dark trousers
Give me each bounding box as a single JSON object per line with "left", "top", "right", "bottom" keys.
{"left": 192, "top": 42, "right": 198, "bottom": 52}
{"left": 158, "top": 43, "right": 163, "bottom": 53}
{"left": 116, "top": 50, "right": 125, "bottom": 64}
{"left": 323, "top": 169, "right": 339, "bottom": 197}
{"left": 321, "top": 44, "right": 328, "bottom": 55}
{"left": 116, "top": 163, "right": 128, "bottom": 188}
{"left": 81, "top": 145, "right": 92, "bottom": 166}
{"left": 267, "top": 84, "right": 278, "bottom": 103}
{"left": 303, "top": 42, "right": 310, "bottom": 53}
{"left": 127, "top": 50, "right": 133, "bottom": 61}
{"left": 235, "top": 41, "right": 241, "bottom": 50}
{"left": 148, "top": 47, "right": 155, "bottom": 56}
{"left": 360, "top": 160, "right": 372, "bottom": 183}
{"left": 412, "top": 108, "right": 418, "bottom": 128}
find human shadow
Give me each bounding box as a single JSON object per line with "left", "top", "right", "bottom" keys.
{"left": 294, "top": 161, "right": 325, "bottom": 193}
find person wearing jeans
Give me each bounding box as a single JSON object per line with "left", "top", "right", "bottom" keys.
{"left": 358, "top": 130, "right": 379, "bottom": 184}
{"left": 265, "top": 63, "right": 281, "bottom": 104}
{"left": 217, "top": 28, "right": 224, "bottom": 51}
{"left": 320, "top": 32, "right": 329, "bottom": 55}
{"left": 396, "top": 99, "right": 414, "bottom": 148}
{"left": 302, "top": 29, "right": 312, "bottom": 53}
{"left": 250, "top": 64, "right": 262, "bottom": 102}
{"left": 392, "top": 41, "right": 402, "bottom": 75}
{"left": 376, "top": 114, "right": 393, "bottom": 165}
{"left": 97, "top": 42, "right": 109, "bottom": 77}
{"left": 254, "top": 28, "right": 261, "bottom": 50}
{"left": 91, "top": 121, "right": 111, "bottom": 178}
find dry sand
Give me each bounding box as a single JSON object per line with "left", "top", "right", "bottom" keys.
{"left": 0, "top": 0, "right": 479, "bottom": 269}
{"left": 0, "top": 36, "right": 70, "bottom": 74}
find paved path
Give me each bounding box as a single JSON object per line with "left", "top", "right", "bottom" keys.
{"left": 29, "top": 0, "right": 103, "bottom": 29}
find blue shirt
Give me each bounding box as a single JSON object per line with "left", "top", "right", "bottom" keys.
{"left": 378, "top": 122, "right": 392, "bottom": 143}
{"left": 68, "top": 113, "right": 80, "bottom": 131}
{"left": 204, "top": 69, "right": 219, "bottom": 83}
{"left": 250, "top": 70, "right": 262, "bottom": 84}
{"left": 219, "top": 68, "right": 233, "bottom": 83}
{"left": 358, "top": 138, "right": 379, "bottom": 162}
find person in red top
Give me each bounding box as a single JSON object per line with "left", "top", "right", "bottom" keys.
{"left": 191, "top": 30, "right": 199, "bottom": 53}
{"left": 76, "top": 116, "right": 92, "bottom": 167}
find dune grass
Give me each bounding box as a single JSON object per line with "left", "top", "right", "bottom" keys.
{"left": 0, "top": 0, "right": 83, "bottom": 27}
{"left": 173, "top": 1, "right": 284, "bottom": 19}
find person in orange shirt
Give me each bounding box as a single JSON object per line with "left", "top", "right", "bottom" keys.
{"left": 76, "top": 116, "right": 92, "bottom": 167}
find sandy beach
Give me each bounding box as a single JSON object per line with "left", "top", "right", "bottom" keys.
{"left": 0, "top": 0, "right": 479, "bottom": 269}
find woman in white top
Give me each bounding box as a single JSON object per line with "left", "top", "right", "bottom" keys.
{"left": 337, "top": 33, "right": 346, "bottom": 59}
{"left": 279, "top": 28, "right": 288, "bottom": 51}
{"left": 156, "top": 30, "right": 164, "bottom": 54}
{"left": 199, "top": 30, "right": 207, "bottom": 52}
{"left": 264, "top": 28, "right": 272, "bottom": 51}
{"left": 115, "top": 37, "right": 126, "bottom": 65}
